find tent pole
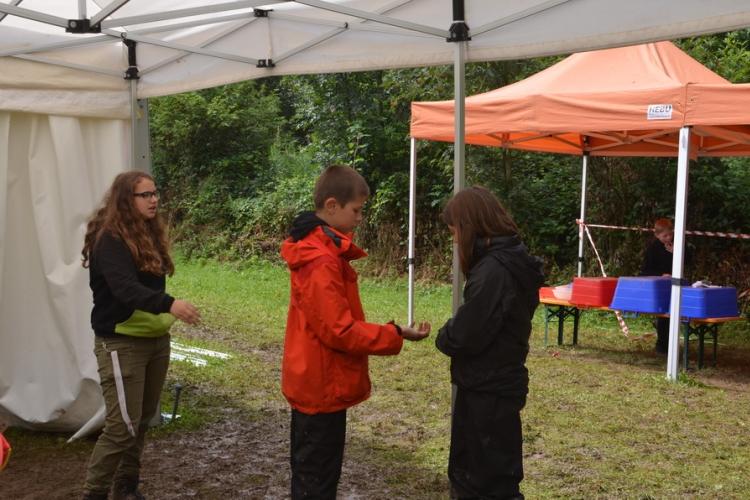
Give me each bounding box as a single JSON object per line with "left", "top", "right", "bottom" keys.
{"left": 130, "top": 80, "right": 138, "bottom": 170}
{"left": 408, "top": 137, "right": 417, "bottom": 326}
{"left": 666, "top": 126, "right": 691, "bottom": 380}
{"left": 129, "top": 81, "right": 151, "bottom": 171}
{"left": 0, "top": 3, "right": 68, "bottom": 28}
{"left": 128, "top": 74, "right": 157, "bottom": 425}
{"left": 78, "top": 0, "right": 87, "bottom": 18}
{"left": 126, "top": 40, "right": 152, "bottom": 173}
{"left": 451, "top": 21, "right": 467, "bottom": 315}
{"left": 449, "top": 0, "right": 468, "bottom": 416}
{"left": 0, "top": 0, "right": 22, "bottom": 24}
{"left": 577, "top": 153, "right": 589, "bottom": 277}
{"left": 91, "top": 0, "right": 133, "bottom": 27}
{"left": 130, "top": 92, "right": 152, "bottom": 173}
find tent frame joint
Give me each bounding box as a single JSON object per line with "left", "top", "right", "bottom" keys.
{"left": 123, "top": 39, "right": 140, "bottom": 80}
{"left": 254, "top": 8, "right": 271, "bottom": 17}
{"left": 257, "top": 58, "right": 275, "bottom": 68}
{"left": 66, "top": 18, "right": 101, "bottom": 34}
{"left": 447, "top": 0, "right": 470, "bottom": 42}
{"left": 447, "top": 21, "right": 470, "bottom": 42}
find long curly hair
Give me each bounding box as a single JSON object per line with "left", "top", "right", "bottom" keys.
{"left": 82, "top": 171, "right": 174, "bottom": 276}
{"left": 442, "top": 186, "right": 519, "bottom": 274}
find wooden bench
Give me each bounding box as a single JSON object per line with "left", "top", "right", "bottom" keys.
{"left": 538, "top": 297, "right": 745, "bottom": 370}
{"left": 539, "top": 296, "right": 609, "bottom": 346}
{"left": 682, "top": 316, "right": 744, "bottom": 369}
{"left": 540, "top": 297, "right": 580, "bottom": 346}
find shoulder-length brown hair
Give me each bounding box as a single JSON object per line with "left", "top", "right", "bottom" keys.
{"left": 441, "top": 186, "right": 519, "bottom": 274}
{"left": 81, "top": 171, "right": 174, "bottom": 276}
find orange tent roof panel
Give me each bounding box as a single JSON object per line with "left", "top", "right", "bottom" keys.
{"left": 411, "top": 42, "right": 750, "bottom": 157}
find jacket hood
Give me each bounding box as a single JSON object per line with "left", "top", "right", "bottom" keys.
{"left": 282, "top": 213, "right": 366, "bottom": 270}
{"left": 473, "top": 235, "right": 545, "bottom": 292}
{"left": 289, "top": 211, "right": 327, "bottom": 242}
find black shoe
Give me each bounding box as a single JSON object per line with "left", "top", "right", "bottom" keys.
{"left": 82, "top": 491, "right": 108, "bottom": 500}
{"left": 112, "top": 478, "right": 145, "bottom": 500}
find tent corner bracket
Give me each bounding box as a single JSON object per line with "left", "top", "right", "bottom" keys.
{"left": 447, "top": 0, "right": 470, "bottom": 42}
{"left": 447, "top": 21, "right": 470, "bottom": 43}
{"left": 66, "top": 18, "right": 101, "bottom": 34}
{"left": 123, "top": 39, "right": 140, "bottom": 80}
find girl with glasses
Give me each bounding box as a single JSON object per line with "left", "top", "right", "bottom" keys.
{"left": 80, "top": 171, "right": 200, "bottom": 500}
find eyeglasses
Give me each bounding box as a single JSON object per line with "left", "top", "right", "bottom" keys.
{"left": 133, "top": 190, "right": 160, "bottom": 200}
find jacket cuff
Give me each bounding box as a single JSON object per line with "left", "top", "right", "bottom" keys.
{"left": 161, "top": 294, "right": 175, "bottom": 313}
{"left": 387, "top": 320, "right": 402, "bottom": 336}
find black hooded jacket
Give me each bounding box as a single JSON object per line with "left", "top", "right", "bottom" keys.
{"left": 435, "top": 235, "right": 545, "bottom": 396}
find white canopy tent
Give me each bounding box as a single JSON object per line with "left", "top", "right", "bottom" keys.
{"left": 2, "top": 0, "right": 750, "bottom": 436}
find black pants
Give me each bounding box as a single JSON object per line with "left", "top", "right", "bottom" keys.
{"left": 290, "top": 408, "right": 347, "bottom": 500}
{"left": 449, "top": 390, "right": 526, "bottom": 500}
{"left": 656, "top": 317, "right": 669, "bottom": 353}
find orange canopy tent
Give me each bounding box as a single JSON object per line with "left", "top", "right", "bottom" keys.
{"left": 410, "top": 41, "right": 750, "bottom": 157}
{"left": 407, "top": 41, "right": 750, "bottom": 379}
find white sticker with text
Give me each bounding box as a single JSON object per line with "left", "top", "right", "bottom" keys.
{"left": 647, "top": 104, "right": 673, "bottom": 120}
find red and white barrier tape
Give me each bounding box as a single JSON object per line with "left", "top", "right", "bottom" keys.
{"left": 581, "top": 224, "right": 631, "bottom": 337}
{"left": 576, "top": 220, "right": 750, "bottom": 240}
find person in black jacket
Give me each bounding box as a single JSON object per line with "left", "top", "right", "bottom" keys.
{"left": 436, "top": 186, "right": 544, "bottom": 500}
{"left": 80, "top": 171, "right": 200, "bottom": 500}
{"left": 640, "top": 218, "right": 675, "bottom": 354}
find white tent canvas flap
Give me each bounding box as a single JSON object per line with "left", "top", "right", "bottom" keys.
{"left": 0, "top": 112, "right": 128, "bottom": 432}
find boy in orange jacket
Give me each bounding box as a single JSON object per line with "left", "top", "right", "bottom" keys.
{"left": 280, "top": 164, "right": 430, "bottom": 499}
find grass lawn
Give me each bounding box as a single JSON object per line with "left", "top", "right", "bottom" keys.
{"left": 165, "top": 255, "right": 750, "bottom": 498}
{"left": 6, "top": 255, "right": 750, "bottom": 498}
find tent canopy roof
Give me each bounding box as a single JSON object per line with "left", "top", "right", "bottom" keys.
{"left": 410, "top": 41, "right": 750, "bottom": 157}
{"left": 3, "top": 1, "right": 750, "bottom": 119}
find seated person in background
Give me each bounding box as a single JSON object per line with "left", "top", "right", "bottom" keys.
{"left": 640, "top": 218, "right": 674, "bottom": 354}
{"left": 642, "top": 218, "right": 674, "bottom": 276}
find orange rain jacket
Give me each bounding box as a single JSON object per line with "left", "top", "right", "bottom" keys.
{"left": 0, "top": 432, "right": 10, "bottom": 470}
{"left": 281, "top": 224, "right": 403, "bottom": 414}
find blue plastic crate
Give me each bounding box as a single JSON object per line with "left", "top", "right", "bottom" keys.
{"left": 610, "top": 276, "right": 671, "bottom": 313}
{"left": 680, "top": 286, "right": 738, "bottom": 318}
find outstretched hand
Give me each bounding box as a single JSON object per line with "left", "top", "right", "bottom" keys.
{"left": 401, "top": 321, "right": 431, "bottom": 341}
{"left": 170, "top": 299, "right": 201, "bottom": 325}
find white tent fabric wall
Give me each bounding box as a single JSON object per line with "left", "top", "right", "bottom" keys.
{"left": 0, "top": 111, "right": 129, "bottom": 432}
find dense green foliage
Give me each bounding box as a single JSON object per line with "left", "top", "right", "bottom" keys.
{"left": 149, "top": 31, "right": 750, "bottom": 299}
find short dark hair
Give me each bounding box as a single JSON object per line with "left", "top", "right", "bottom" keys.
{"left": 313, "top": 164, "right": 370, "bottom": 209}
{"left": 442, "top": 186, "right": 519, "bottom": 273}
{"left": 654, "top": 218, "right": 673, "bottom": 234}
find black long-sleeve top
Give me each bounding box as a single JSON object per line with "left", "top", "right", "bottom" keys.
{"left": 640, "top": 239, "right": 673, "bottom": 276}
{"left": 435, "top": 236, "right": 545, "bottom": 396}
{"left": 89, "top": 231, "right": 174, "bottom": 337}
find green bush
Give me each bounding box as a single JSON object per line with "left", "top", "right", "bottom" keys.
{"left": 150, "top": 30, "right": 750, "bottom": 303}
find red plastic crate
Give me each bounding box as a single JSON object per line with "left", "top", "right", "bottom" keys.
{"left": 539, "top": 287, "right": 555, "bottom": 300}
{"left": 539, "top": 284, "right": 573, "bottom": 301}
{"left": 570, "top": 277, "right": 618, "bottom": 307}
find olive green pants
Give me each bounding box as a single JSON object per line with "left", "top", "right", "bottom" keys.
{"left": 83, "top": 334, "right": 170, "bottom": 494}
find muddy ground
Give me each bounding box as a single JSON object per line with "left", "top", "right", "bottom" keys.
{"left": 2, "top": 403, "right": 446, "bottom": 499}
{"left": 2, "top": 323, "right": 448, "bottom": 499}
